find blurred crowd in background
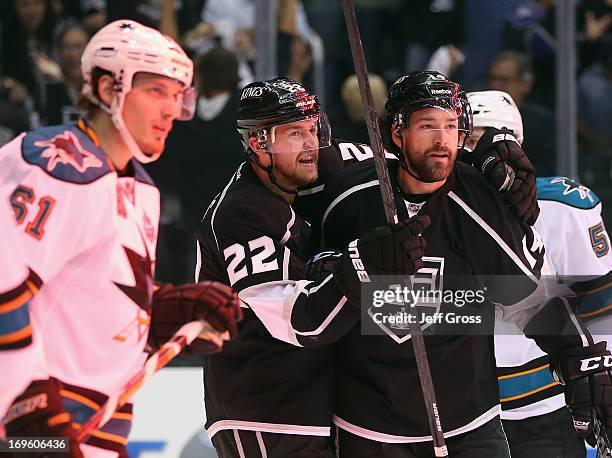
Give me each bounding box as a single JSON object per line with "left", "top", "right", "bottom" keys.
{"left": 1, "top": 0, "right": 611, "bottom": 283}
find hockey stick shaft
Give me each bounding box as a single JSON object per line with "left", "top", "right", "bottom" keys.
{"left": 340, "top": 1, "right": 448, "bottom": 456}
{"left": 75, "top": 320, "right": 205, "bottom": 443}
{"left": 594, "top": 414, "right": 612, "bottom": 458}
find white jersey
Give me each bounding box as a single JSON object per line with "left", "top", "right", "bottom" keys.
{"left": 0, "top": 122, "right": 160, "bottom": 454}
{"left": 0, "top": 195, "right": 38, "bottom": 417}
{"left": 496, "top": 176, "right": 612, "bottom": 420}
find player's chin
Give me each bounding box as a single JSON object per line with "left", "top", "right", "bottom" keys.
{"left": 295, "top": 168, "right": 318, "bottom": 186}
{"left": 143, "top": 140, "right": 165, "bottom": 156}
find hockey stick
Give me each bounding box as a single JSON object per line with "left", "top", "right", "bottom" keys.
{"left": 75, "top": 320, "right": 208, "bottom": 443}
{"left": 594, "top": 414, "right": 612, "bottom": 458}
{"left": 339, "top": 1, "right": 448, "bottom": 456}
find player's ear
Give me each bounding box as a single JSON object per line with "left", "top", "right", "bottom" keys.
{"left": 97, "top": 74, "right": 116, "bottom": 107}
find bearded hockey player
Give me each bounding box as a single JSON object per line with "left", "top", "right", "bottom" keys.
{"left": 318, "top": 71, "right": 611, "bottom": 458}
{"left": 466, "top": 89, "right": 612, "bottom": 457}
{"left": 196, "top": 77, "right": 428, "bottom": 457}
{"left": 0, "top": 20, "right": 241, "bottom": 457}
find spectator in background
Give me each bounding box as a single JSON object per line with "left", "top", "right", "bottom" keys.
{"left": 352, "top": 0, "right": 403, "bottom": 81}
{"left": 0, "top": 76, "right": 31, "bottom": 144}
{"left": 79, "top": 0, "right": 203, "bottom": 39}
{"left": 457, "top": 0, "right": 524, "bottom": 91}
{"left": 488, "top": 50, "right": 556, "bottom": 176}
{"left": 577, "top": 47, "right": 612, "bottom": 186}
{"left": 401, "top": 0, "right": 465, "bottom": 74}
{"left": 578, "top": 0, "right": 612, "bottom": 72}
{"left": 146, "top": 46, "right": 243, "bottom": 283}
{"left": 184, "top": 0, "right": 313, "bottom": 86}
{"left": 0, "top": 0, "right": 60, "bottom": 112}
{"left": 42, "top": 23, "right": 87, "bottom": 125}
{"left": 502, "top": 0, "right": 556, "bottom": 109}
{"left": 334, "top": 73, "right": 387, "bottom": 144}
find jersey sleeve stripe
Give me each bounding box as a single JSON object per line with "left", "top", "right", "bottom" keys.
{"left": 294, "top": 297, "right": 347, "bottom": 336}
{"left": 282, "top": 246, "right": 290, "bottom": 280}
{"left": 560, "top": 296, "right": 590, "bottom": 347}
{"left": 61, "top": 385, "right": 133, "bottom": 448}
{"left": 0, "top": 280, "right": 33, "bottom": 310}
{"left": 499, "top": 381, "right": 560, "bottom": 403}
{"left": 320, "top": 180, "right": 380, "bottom": 245}
{"left": 26, "top": 268, "right": 43, "bottom": 293}
{"left": 297, "top": 184, "right": 325, "bottom": 196}
{"left": 90, "top": 429, "right": 129, "bottom": 446}
{"left": 448, "top": 191, "right": 537, "bottom": 282}
{"left": 574, "top": 278, "right": 612, "bottom": 296}
{"left": 211, "top": 168, "right": 240, "bottom": 251}
{"left": 0, "top": 324, "right": 32, "bottom": 346}
{"left": 0, "top": 288, "right": 33, "bottom": 314}
{"left": 280, "top": 207, "right": 296, "bottom": 245}
{"left": 580, "top": 303, "right": 612, "bottom": 318}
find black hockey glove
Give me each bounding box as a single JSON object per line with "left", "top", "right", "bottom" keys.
{"left": 150, "top": 281, "right": 242, "bottom": 354}
{"left": 333, "top": 215, "right": 430, "bottom": 307}
{"left": 551, "top": 342, "right": 612, "bottom": 452}
{"left": 469, "top": 127, "right": 539, "bottom": 226}
{"left": 3, "top": 378, "right": 84, "bottom": 457}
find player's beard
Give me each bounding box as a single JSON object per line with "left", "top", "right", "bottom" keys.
{"left": 273, "top": 153, "right": 319, "bottom": 189}
{"left": 405, "top": 146, "right": 457, "bottom": 183}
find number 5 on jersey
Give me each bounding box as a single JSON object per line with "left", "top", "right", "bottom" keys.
{"left": 10, "top": 185, "right": 56, "bottom": 240}
{"left": 224, "top": 236, "right": 279, "bottom": 285}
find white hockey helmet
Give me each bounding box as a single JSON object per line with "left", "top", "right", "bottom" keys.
{"left": 467, "top": 90, "right": 524, "bottom": 145}
{"left": 81, "top": 20, "right": 196, "bottom": 163}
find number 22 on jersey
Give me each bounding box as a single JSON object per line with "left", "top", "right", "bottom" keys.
{"left": 223, "top": 236, "right": 279, "bottom": 285}
{"left": 10, "top": 185, "right": 56, "bottom": 240}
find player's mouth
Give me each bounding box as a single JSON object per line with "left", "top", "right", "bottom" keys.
{"left": 153, "top": 125, "right": 170, "bottom": 139}
{"left": 297, "top": 153, "right": 317, "bottom": 167}
{"left": 427, "top": 149, "right": 451, "bottom": 160}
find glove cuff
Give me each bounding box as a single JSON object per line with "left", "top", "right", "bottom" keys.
{"left": 552, "top": 342, "right": 611, "bottom": 384}
{"left": 150, "top": 283, "right": 195, "bottom": 350}
{"left": 333, "top": 244, "right": 371, "bottom": 309}
{"left": 4, "top": 378, "right": 69, "bottom": 435}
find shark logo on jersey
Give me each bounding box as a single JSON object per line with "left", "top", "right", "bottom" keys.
{"left": 550, "top": 177, "right": 591, "bottom": 200}
{"left": 35, "top": 131, "right": 103, "bottom": 173}
{"left": 367, "top": 257, "right": 445, "bottom": 344}
{"left": 114, "top": 245, "right": 154, "bottom": 314}
{"left": 113, "top": 243, "right": 154, "bottom": 342}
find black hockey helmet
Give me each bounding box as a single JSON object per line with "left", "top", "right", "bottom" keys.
{"left": 236, "top": 77, "right": 331, "bottom": 154}
{"left": 381, "top": 71, "right": 473, "bottom": 159}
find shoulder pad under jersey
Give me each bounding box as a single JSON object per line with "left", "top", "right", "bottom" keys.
{"left": 536, "top": 176, "right": 600, "bottom": 210}
{"left": 21, "top": 124, "right": 112, "bottom": 184}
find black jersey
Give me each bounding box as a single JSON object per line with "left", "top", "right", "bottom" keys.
{"left": 318, "top": 158, "right": 590, "bottom": 442}
{"left": 196, "top": 162, "right": 359, "bottom": 439}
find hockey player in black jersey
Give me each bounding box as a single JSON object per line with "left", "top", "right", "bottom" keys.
{"left": 318, "top": 71, "right": 612, "bottom": 458}
{"left": 196, "top": 77, "right": 428, "bottom": 458}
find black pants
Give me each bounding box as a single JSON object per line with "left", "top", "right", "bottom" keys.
{"left": 336, "top": 416, "right": 510, "bottom": 458}
{"left": 211, "top": 430, "right": 335, "bottom": 458}
{"left": 502, "top": 407, "right": 587, "bottom": 458}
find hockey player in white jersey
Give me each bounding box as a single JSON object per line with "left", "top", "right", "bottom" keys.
{"left": 465, "top": 90, "right": 612, "bottom": 457}
{"left": 0, "top": 196, "right": 38, "bottom": 418}
{"left": 0, "top": 20, "right": 241, "bottom": 457}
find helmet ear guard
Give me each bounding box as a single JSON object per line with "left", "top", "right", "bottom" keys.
{"left": 256, "top": 130, "right": 269, "bottom": 151}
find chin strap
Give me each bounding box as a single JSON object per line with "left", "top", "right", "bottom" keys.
{"left": 249, "top": 150, "right": 298, "bottom": 195}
